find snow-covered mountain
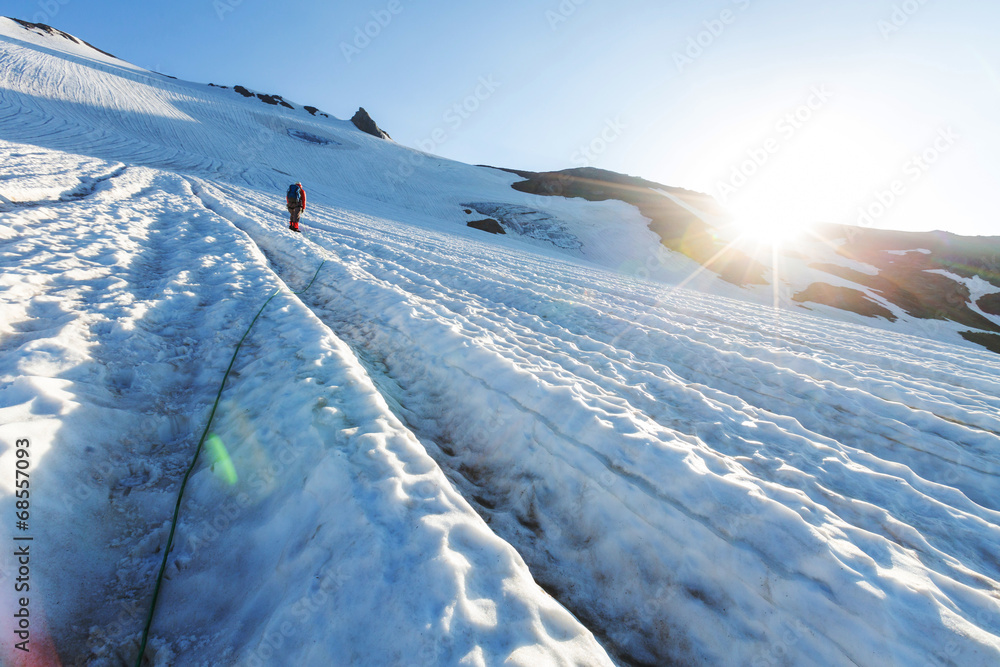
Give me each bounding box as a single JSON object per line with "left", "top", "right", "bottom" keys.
{"left": 1, "top": 17, "right": 999, "bottom": 667}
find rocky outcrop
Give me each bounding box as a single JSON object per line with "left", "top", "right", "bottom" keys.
{"left": 232, "top": 85, "right": 293, "bottom": 109}
{"left": 467, "top": 218, "right": 505, "bottom": 235}
{"left": 960, "top": 330, "right": 1000, "bottom": 354}
{"left": 793, "top": 283, "right": 897, "bottom": 321}
{"left": 807, "top": 260, "right": 1000, "bottom": 332}
{"left": 976, "top": 292, "right": 1000, "bottom": 317}
{"left": 798, "top": 228, "right": 1000, "bottom": 333}
{"left": 781, "top": 228, "right": 1000, "bottom": 356}
{"left": 304, "top": 106, "right": 330, "bottom": 118}
{"left": 211, "top": 84, "right": 328, "bottom": 117}
{"left": 351, "top": 107, "right": 391, "bottom": 140}
{"left": 10, "top": 18, "right": 119, "bottom": 59}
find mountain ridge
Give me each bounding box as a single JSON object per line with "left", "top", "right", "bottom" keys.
{"left": 3, "top": 14, "right": 999, "bottom": 355}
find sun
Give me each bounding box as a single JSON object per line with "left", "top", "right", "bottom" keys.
{"left": 737, "top": 216, "right": 795, "bottom": 245}
{"left": 726, "top": 206, "right": 808, "bottom": 246}
{"left": 696, "top": 106, "right": 926, "bottom": 244}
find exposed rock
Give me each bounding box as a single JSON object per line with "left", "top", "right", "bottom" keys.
{"left": 793, "top": 283, "right": 897, "bottom": 321}
{"left": 231, "top": 85, "right": 293, "bottom": 109}
{"left": 256, "top": 92, "right": 293, "bottom": 109}
{"left": 304, "top": 106, "right": 330, "bottom": 118}
{"left": 793, "top": 228, "right": 1000, "bottom": 333}
{"left": 978, "top": 292, "right": 1000, "bottom": 316}
{"left": 806, "top": 262, "right": 999, "bottom": 331}
{"left": 351, "top": 107, "right": 391, "bottom": 139}
{"left": 467, "top": 218, "right": 506, "bottom": 235}
{"left": 814, "top": 225, "right": 1000, "bottom": 290}
{"left": 214, "top": 84, "right": 324, "bottom": 116}
{"left": 10, "top": 18, "right": 119, "bottom": 59}
{"left": 960, "top": 330, "right": 1000, "bottom": 355}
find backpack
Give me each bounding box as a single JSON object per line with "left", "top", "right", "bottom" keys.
{"left": 286, "top": 183, "right": 302, "bottom": 207}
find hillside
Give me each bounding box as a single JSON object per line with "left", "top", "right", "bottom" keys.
{"left": 1, "top": 17, "right": 999, "bottom": 667}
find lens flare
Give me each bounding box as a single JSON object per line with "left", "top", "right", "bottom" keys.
{"left": 206, "top": 433, "right": 238, "bottom": 485}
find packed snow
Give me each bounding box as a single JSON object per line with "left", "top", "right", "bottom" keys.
{"left": 1, "top": 16, "right": 999, "bottom": 667}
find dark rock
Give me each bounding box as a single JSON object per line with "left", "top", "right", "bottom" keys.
{"left": 804, "top": 262, "right": 999, "bottom": 331}
{"left": 960, "top": 330, "right": 1000, "bottom": 355}
{"left": 797, "top": 231, "right": 1000, "bottom": 333}
{"left": 304, "top": 106, "right": 330, "bottom": 118}
{"left": 10, "top": 18, "right": 119, "bottom": 59}
{"left": 231, "top": 85, "right": 293, "bottom": 109}
{"left": 793, "top": 283, "right": 897, "bottom": 321}
{"left": 978, "top": 292, "right": 1000, "bottom": 316}
{"left": 351, "top": 107, "right": 391, "bottom": 139}
{"left": 208, "top": 83, "right": 228, "bottom": 89}
{"left": 813, "top": 225, "right": 1000, "bottom": 290}
{"left": 467, "top": 218, "right": 506, "bottom": 235}
{"left": 255, "top": 92, "right": 293, "bottom": 109}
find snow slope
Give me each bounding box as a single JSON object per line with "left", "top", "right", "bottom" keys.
{"left": 2, "top": 16, "right": 1000, "bottom": 667}
{"left": 0, "top": 145, "right": 614, "bottom": 666}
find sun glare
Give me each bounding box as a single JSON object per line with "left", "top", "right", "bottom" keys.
{"left": 734, "top": 216, "right": 797, "bottom": 245}
{"left": 725, "top": 205, "right": 810, "bottom": 246}
{"left": 699, "top": 106, "right": 941, "bottom": 242}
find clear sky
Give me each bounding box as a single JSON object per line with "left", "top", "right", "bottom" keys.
{"left": 5, "top": 0, "right": 999, "bottom": 237}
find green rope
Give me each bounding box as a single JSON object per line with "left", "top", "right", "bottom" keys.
{"left": 134, "top": 260, "right": 325, "bottom": 666}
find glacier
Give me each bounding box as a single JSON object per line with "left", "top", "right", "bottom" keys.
{"left": 1, "top": 17, "right": 999, "bottom": 667}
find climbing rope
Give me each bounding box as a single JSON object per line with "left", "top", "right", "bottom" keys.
{"left": 134, "top": 260, "right": 325, "bottom": 666}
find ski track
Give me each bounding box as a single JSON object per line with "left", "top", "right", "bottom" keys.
{"left": 3, "top": 21, "right": 1000, "bottom": 667}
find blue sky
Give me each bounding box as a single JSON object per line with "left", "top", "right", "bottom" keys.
{"left": 6, "top": 0, "right": 999, "bottom": 236}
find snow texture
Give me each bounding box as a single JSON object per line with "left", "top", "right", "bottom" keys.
{"left": 1, "top": 16, "right": 999, "bottom": 667}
